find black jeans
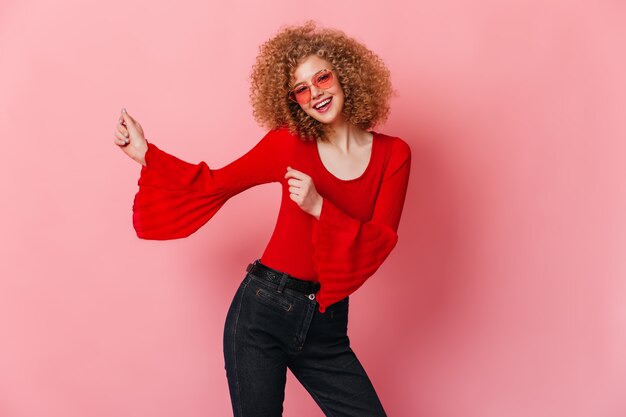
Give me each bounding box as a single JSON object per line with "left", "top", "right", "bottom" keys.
{"left": 223, "top": 262, "right": 387, "bottom": 417}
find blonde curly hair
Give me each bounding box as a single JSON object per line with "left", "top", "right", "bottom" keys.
{"left": 249, "top": 20, "right": 395, "bottom": 142}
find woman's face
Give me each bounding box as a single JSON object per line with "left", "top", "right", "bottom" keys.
{"left": 290, "top": 54, "right": 345, "bottom": 126}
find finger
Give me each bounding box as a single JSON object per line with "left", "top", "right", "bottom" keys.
{"left": 285, "top": 167, "right": 308, "bottom": 180}
{"left": 285, "top": 169, "right": 303, "bottom": 179}
{"left": 121, "top": 109, "right": 135, "bottom": 128}
{"left": 122, "top": 114, "right": 141, "bottom": 137}
{"left": 116, "top": 124, "right": 129, "bottom": 137}
{"left": 288, "top": 193, "right": 299, "bottom": 204}
{"left": 287, "top": 178, "right": 302, "bottom": 187}
{"left": 113, "top": 137, "right": 128, "bottom": 147}
{"left": 115, "top": 130, "right": 130, "bottom": 144}
{"left": 289, "top": 186, "right": 300, "bottom": 195}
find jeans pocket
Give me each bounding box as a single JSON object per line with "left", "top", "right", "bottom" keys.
{"left": 253, "top": 286, "right": 295, "bottom": 312}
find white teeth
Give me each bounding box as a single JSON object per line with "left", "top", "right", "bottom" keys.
{"left": 314, "top": 98, "right": 331, "bottom": 109}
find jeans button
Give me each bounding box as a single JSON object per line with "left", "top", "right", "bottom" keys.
{"left": 308, "top": 293, "right": 315, "bottom": 300}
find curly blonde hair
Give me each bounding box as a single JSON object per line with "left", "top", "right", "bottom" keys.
{"left": 249, "top": 20, "right": 395, "bottom": 142}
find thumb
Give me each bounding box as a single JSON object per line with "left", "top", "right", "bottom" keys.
{"left": 121, "top": 108, "right": 138, "bottom": 132}
{"left": 121, "top": 108, "right": 134, "bottom": 124}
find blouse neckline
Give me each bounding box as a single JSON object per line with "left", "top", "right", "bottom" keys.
{"left": 314, "top": 131, "right": 378, "bottom": 182}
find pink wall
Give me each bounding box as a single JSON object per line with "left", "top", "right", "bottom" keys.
{"left": 1, "top": 1, "right": 625, "bottom": 416}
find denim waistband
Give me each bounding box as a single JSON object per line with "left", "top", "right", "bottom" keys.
{"left": 246, "top": 259, "right": 321, "bottom": 295}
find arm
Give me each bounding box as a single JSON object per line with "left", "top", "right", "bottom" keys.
{"left": 312, "top": 139, "right": 412, "bottom": 312}
{"left": 132, "top": 129, "right": 287, "bottom": 240}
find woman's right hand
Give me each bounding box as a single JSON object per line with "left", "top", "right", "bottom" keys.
{"left": 113, "top": 108, "right": 148, "bottom": 166}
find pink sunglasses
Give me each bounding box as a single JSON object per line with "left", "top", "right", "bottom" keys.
{"left": 288, "top": 69, "right": 337, "bottom": 104}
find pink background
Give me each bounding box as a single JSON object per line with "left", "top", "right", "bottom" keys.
{"left": 1, "top": 0, "right": 625, "bottom": 416}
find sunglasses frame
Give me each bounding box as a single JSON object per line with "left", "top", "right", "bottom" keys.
{"left": 287, "top": 68, "right": 337, "bottom": 104}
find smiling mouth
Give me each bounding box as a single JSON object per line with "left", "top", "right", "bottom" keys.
{"left": 313, "top": 97, "right": 332, "bottom": 112}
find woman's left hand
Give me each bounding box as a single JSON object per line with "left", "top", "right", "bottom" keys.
{"left": 285, "top": 167, "right": 323, "bottom": 219}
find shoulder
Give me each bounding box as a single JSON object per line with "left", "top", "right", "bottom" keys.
{"left": 375, "top": 132, "right": 412, "bottom": 177}
{"left": 263, "top": 126, "right": 306, "bottom": 146}
{"left": 252, "top": 127, "right": 299, "bottom": 153}
{"left": 376, "top": 132, "right": 411, "bottom": 159}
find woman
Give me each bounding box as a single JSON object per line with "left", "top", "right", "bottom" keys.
{"left": 113, "top": 21, "right": 410, "bottom": 417}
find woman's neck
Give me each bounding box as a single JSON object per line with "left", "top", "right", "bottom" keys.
{"left": 323, "top": 119, "right": 369, "bottom": 152}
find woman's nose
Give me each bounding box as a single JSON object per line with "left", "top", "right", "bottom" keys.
{"left": 310, "top": 86, "right": 324, "bottom": 101}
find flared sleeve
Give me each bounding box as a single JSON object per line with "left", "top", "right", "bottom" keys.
{"left": 132, "top": 129, "right": 286, "bottom": 239}
{"left": 311, "top": 139, "right": 412, "bottom": 312}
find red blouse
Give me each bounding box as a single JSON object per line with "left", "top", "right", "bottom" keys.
{"left": 132, "top": 127, "right": 411, "bottom": 313}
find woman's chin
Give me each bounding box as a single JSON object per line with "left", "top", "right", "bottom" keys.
{"left": 311, "top": 111, "right": 342, "bottom": 126}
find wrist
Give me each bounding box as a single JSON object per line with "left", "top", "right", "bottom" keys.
{"left": 314, "top": 197, "right": 323, "bottom": 220}
{"left": 135, "top": 152, "right": 147, "bottom": 167}
{"left": 136, "top": 141, "right": 148, "bottom": 166}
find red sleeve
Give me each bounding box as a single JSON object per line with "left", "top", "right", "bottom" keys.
{"left": 311, "top": 139, "right": 412, "bottom": 312}
{"left": 132, "top": 129, "right": 286, "bottom": 239}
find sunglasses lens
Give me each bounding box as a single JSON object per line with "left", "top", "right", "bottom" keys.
{"left": 314, "top": 70, "right": 334, "bottom": 89}
{"left": 292, "top": 86, "right": 311, "bottom": 104}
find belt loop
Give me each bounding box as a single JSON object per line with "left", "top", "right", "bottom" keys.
{"left": 277, "top": 273, "right": 288, "bottom": 293}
